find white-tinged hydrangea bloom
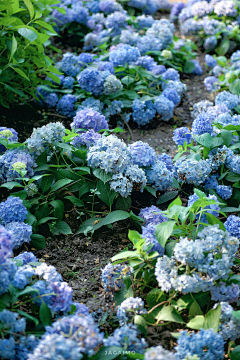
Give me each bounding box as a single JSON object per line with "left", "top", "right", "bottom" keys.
{"left": 24, "top": 183, "right": 38, "bottom": 197}
{"left": 191, "top": 100, "right": 213, "bottom": 119}
{"left": 191, "top": 1, "right": 213, "bottom": 17}
{"left": 215, "top": 302, "right": 240, "bottom": 341}
{"left": 103, "top": 74, "right": 123, "bottom": 95}
{"left": 146, "top": 161, "right": 173, "bottom": 191}
{"left": 214, "top": 0, "right": 237, "bottom": 16}
{"left": 144, "top": 345, "right": 176, "bottom": 360}
{"left": 117, "top": 297, "right": 147, "bottom": 325}
{"left": 34, "top": 263, "right": 62, "bottom": 283}
{"left": 26, "top": 122, "right": 65, "bottom": 157}
{"left": 215, "top": 90, "right": 239, "bottom": 110}
{"left": 87, "top": 135, "right": 133, "bottom": 174}
{"left": 174, "top": 158, "right": 212, "bottom": 186}
{"left": 110, "top": 165, "right": 147, "bottom": 197}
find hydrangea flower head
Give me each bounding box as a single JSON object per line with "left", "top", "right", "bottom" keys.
{"left": 5, "top": 222, "right": 32, "bottom": 250}
{"left": 0, "top": 149, "right": 35, "bottom": 182}
{"left": 101, "top": 263, "right": 131, "bottom": 292}
{"left": 0, "top": 225, "right": 13, "bottom": 264}
{"left": 215, "top": 91, "right": 239, "bottom": 110}
{"left": 204, "top": 76, "right": 220, "bottom": 92}
{"left": 72, "top": 130, "right": 101, "bottom": 149}
{"left": 77, "top": 68, "right": 104, "bottom": 96}
{"left": 129, "top": 141, "right": 157, "bottom": 167}
{"left": 14, "top": 252, "right": 38, "bottom": 265}
{"left": 205, "top": 54, "right": 217, "bottom": 67}
{"left": 103, "top": 74, "right": 123, "bottom": 95}
{"left": 71, "top": 109, "right": 108, "bottom": 133}
{"left": 132, "top": 99, "right": 156, "bottom": 127}
{"left": 139, "top": 205, "right": 167, "bottom": 225}
{"left": 146, "top": 160, "right": 173, "bottom": 191}
{"left": 0, "top": 197, "right": 28, "bottom": 224}
{"left": 155, "top": 95, "right": 174, "bottom": 121}
{"left": 109, "top": 44, "right": 140, "bottom": 66}
{"left": 225, "top": 215, "right": 240, "bottom": 237}
{"left": 144, "top": 345, "right": 175, "bottom": 360}
{"left": 173, "top": 127, "right": 192, "bottom": 146}
{"left": 56, "top": 94, "right": 77, "bottom": 118}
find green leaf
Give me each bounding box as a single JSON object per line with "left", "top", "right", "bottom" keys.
{"left": 51, "top": 179, "right": 73, "bottom": 192}
{"left": 95, "top": 347, "right": 124, "bottom": 360}
{"left": 203, "top": 304, "right": 221, "bottom": 332}
{"left": 16, "top": 285, "right": 40, "bottom": 298}
{"left": 220, "top": 129, "right": 233, "bottom": 146}
{"left": 144, "top": 185, "right": 156, "bottom": 197}
{"left": 41, "top": 175, "right": 54, "bottom": 192}
{"left": 215, "top": 38, "right": 230, "bottom": 56}
{"left": 26, "top": 213, "right": 37, "bottom": 226}
{"left": 186, "top": 315, "right": 205, "bottom": 330}
{"left": 194, "top": 189, "right": 207, "bottom": 198}
{"left": 92, "top": 168, "right": 112, "bottom": 183}
{"left": 194, "top": 133, "right": 213, "bottom": 149}
{"left": 231, "top": 346, "right": 240, "bottom": 360}
{"left": 157, "top": 191, "right": 178, "bottom": 205}
{"left": 134, "top": 315, "right": 147, "bottom": 335}
{"left": 50, "top": 220, "right": 72, "bottom": 235}
{"left": 168, "top": 196, "right": 182, "bottom": 208}
{"left": 64, "top": 196, "right": 84, "bottom": 207}
{"left": 16, "top": 310, "right": 39, "bottom": 326}
{"left": 165, "top": 241, "right": 177, "bottom": 257}
{"left": 146, "top": 289, "right": 165, "bottom": 307}
{"left": 1, "top": 181, "right": 23, "bottom": 189}
{"left": 37, "top": 217, "right": 57, "bottom": 226}
{"left": 115, "top": 196, "right": 132, "bottom": 211}
{"left": 12, "top": 67, "right": 30, "bottom": 81}
{"left": 30, "top": 234, "right": 46, "bottom": 249}
{"left": 189, "top": 300, "right": 203, "bottom": 316}
{"left": 184, "top": 60, "right": 195, "bottom": 74}
{"left": 114, "top": 285, "right": 133, "bottom": 306}
{"left": 111, "top": 250, "right": 137, "bottom": 262}
{"left": 229, "top": 79, "right": 240, "bottom": 96}
{"left": 50, "top": 200, "right": 64, "bottom": 220}
{"left": 155, "top": 306, "right": 185, "bottom": 323}
{"left": 39, "top": 301, "right": 52, "bottom": 326}
{"left": 10, "top": 34, "right": 17, "bottom": 58}
{"left": 220, "top": 207, "right": 239, "bottom": 212}
{"left": 97, "top": 180, "right": 117, "bottom": 207}
{"left": 23, "top": 0, "right": 34, "bottom": 18}
{"left": 225, "top": 172, "right": 240, "bottom": 182}
{"left": 36, "top": 150, "right": 47, "bottom": 166}
{"left": 18, "top": 28, "right": 38, "bottom": 42}
{"left": 155, "top": 221, "right": 176, "bottom": 248}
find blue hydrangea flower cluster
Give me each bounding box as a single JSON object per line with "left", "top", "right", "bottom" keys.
{"left": 204, "top": 174, "right": 219, "bottom": 190}
{"left": 216, "top": 302, "right": 240, "bottom": 341}
{"left": 72, "top": 129, "right": 101, "bottom": 149}
{"left": 56, "top": 94, "right": 77, "bottom": 118}
{"left": 216, "top": 185, "right": 233, "bottom": 199}
{"left": 132, "top": 99, "right": 156, "bottom": 127}
{"left": 0, "top": 225, "right": 13, "bottom": 264}
{"left": 0, "top": 149, "right": 35, "bottom": 183}
{"left": 141, "top": 223, "right": 165, "bottom": 255}
{"left": 110, "top": 165, "right": 147, "bottom": 197}
{"left": 211, "top": 282, "right": 240, "bottom": 303}
{"left": 175, "top": 328, "right": 225, "bottom": 360}
{"left": 101, "top": 263, "right": 131, "bottom": 292}
{"left": 170, "top": 2, "right": 185, "bottom": 22}
{"left": 214, "top": 0, "right": 237, "bottom": 17}
{"left": 139, "top": 205, "right": 167, "bottom": 225}
{"left": 77, "top": 68, "right": 105, "bottom": 96}
{"left": 146, "top": 160, "right": 173, "bottom": 191}
{"left": 162, "top": 88, "right": 181, "bottom": 106}
{"left": 155, "top": 95, "right": 174, "bottom": 121}
{"left": 215, "top": 90, "right": 239, "bottom": 110}
{"left": 204, "top": 76, "right": 220, "bottom": 92}
{"left": 129, "top": 141, "right": 157, "bottom": 167}
{"left": 205, "top": 54, "right": 217, "bottom": 67}
{"left": 155, "top": 225, "right": 239, "bottom": 294}
{"left": 144, "top": 345, "right": 175, "bottom": 360}
{"left": 27, "top": 122, "right": 66, "bottom": 156}
{"left": 109, "top": 44, "right": 140, "bottom": 66}
{"left": 191, "top": 100, "right": 213, "bottom": 119}
{"left": 0, "top": 197, "right": 28, "bottom": 225}
{"left": 71, "top": 108, "right": 109, "bottom": 132}
{"left": 14, "top": 251, "right": 38, "bottom": 265}
{"left": 224, "top": 215, "right": 240, "bottom": 237}
{"left": 173, "top": 127, "right": 192, "bottom": 146}
{"left": 5, "top": 222, "right": 32, "bottom": 249}
{"left": 158, "top": 153, "right": 173, "bottom": 171}
{"left": 174, "top": 158, "right": 212, "bottom": 185}
{"left": 117, "top": 297, "right": 147, "bottom": 325}
{"left": 103, "top": 324, "right": 147, "bottom": 353}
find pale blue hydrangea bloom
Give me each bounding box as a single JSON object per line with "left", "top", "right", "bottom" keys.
{"left": 146, "top": 160, "right": 173, "bottom": 191}
{"left": 129, "top": 141, "right": 157, "bottom": 167}
{"left": 5, "top": 222, "right": 32, "bottom": 250}
{"left": 71, "top": 109, "right": 108, "bottom": 132}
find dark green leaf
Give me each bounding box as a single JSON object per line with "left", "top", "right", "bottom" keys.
{"left": 215, "top": 38, "right": 230, "bottom": 56}
{"left": 50, "top": 220, "right": 72, "bottom": 235}
{"left": 134, "top": 315, "right": 147, "bottom": 335}
{"left": 231, "top": 346, "right": 240, "bottom": 360}
{"left": 144, "top": 186, "right": 156, "bottom": 197}
{"left": 157, "top": 191, "right": 178, "bottom": 205}
{"left": 50, "top": 200, "right": 64, "bottom": 220}
{"left": 16, "top": 310, "right": 39, "bottom": 326}
{"left": 51, "top": 179, "right": 73, "bottom": 192}
{"left": 155, "top": 221, "right": 176, "bottom": 248}
{"left": 115, "top": 196, "right": 132, "bottom": 211}
{"left": 39, "top": 301, "right": 52, "bottom": 326}
{"left": 97, "top": 180, "right": 117, "bottom": 207}
{"left": 92, "top": 168, "right": 112, "bottom": 183}
{"left": 95, "top": 347, "right": 124, "bottom": 360}
{"left": 30, "top": 234, "right": 46, "bottom": 249}
{"left": 146, "top": 289, "right": 165, "bottom": 307}
{"left": 220, "top": 129, "right": 233, "bottom": 146}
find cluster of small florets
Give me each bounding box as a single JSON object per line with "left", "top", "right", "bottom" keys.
{"left": 6, "top": 222, "right": 32, "bottom": 250}
{"left": 71, "top": 108, "right": 109, "bottom": 133}
{"left": 0, "top": 197, "right": 27, "bottom": 225}
{"left": 109, "top": 44, "right": 140, "bottom": 66}
{"left": 132, "top": 99, "right": 156, "bottom": 127}
{"left": 144, "top": 345, "right": 176, "bottom": 360}
{"left": 174, "top": 158, "right": 212, "bottom": 186}
{"left": 0, "top": 309, "right": 39, "bottom": 360}
{"left": 158, "top": 153, "right": 173, "bottom": 171}
{"left": 173, "top": 127, "right": 192, "bottom": 146}
{"left": 141, "top": 222, "right": 165, "bottom": 255}
{"left": 56, "top": 94, "right": 77, "bottom": 118}
{"left": 77, "top": 68, "right": 105, "bottom": 96}
{"left": 129, "top": 141, "right": 157, "bottom": 167}
{"left": 101, "top": 263, "right": 131, "bottom": 292}
{"left": 72, "top": 129, "right": 101, "bottom": 149}
{"left": 0, "top": 148, "right": 35, "bottom": 183}
{"left": 211, "top": 281, "right": 240, "bottom": 303}
{"left": 191, "top": 100, "right": 213, "bottom": 119}
{"left": 215, "top": 90, "right": 239, "bottom": 110}
{"left": 26, "top": 122, "right": 66, "bottom": 156}
{"left": 0, "top": 127, "right": 18, "bottom": 152}
{"left": 146, "top": 160, "right": 173, "bottom": 191}
{"left": 155, "top": 225, "right": 239, "bottom": 294}
{"left": 204, "top": 76, "right": 220, "bottom": 92}
{"left": 216, "top": 302, "right": 240, "bottom": 340}
{"left": 224, "top": 215, "right": 240, "bottom": 237}
{"left": 187, "top": 193, "right": 220, "bottom": 223}
{"left": 117, "top": 297, "right": 147, "bottom": 325}
{"left": 103, "top": 324, "right": 148, "bottom": 353}
{"left": 175, "top": 328, "right": 225, "bottom": 360}
{"left": 103, "top": 74, "right": 123, "bottom": 94}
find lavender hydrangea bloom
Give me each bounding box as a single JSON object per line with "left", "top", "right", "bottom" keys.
{"left": 155, "top": 95, "right": 174, "bottom": 121}
{"left": 162, "top": 88, "right": 181, "bottom": 106}
{"left": 0, "top": 197, "right": 28, "bottom": 225}
{"left": 14, "top": 252, "right": 38, "bottom": 265}
{"left": 77, "top": 68, "right": 104, "bottom": 96}
{"left": 13, "top": 265, "right": 35, "bottom": 289}
{"left": 135, "top": 15, "right": 155, "bottom": 28}
{"left": 191, "top": 100, "right": 213, "bottom": 119}
{"left": 214, "top": 0, "right": 237, "bottom": 16}
{"left": 146, "top": 160, "right": 173, "bottom": 191}
{"left": 162, "top": 68, "right": 180, "bottom": 82}
{"left": 151, "top": 65, "right": 166, "bottom": 75}
{"left": 135, "top": 55, "right": 157, "bottom": 70}
{"left": 205, "top": 54, "right": 217, "bottom": 67}
{"left": 139, "top": 205, "right": 167, "bottom": 225}
{"left": 170, "top": 2, "right": 185, "bottom": 22}
{"left": 173, "top": 127, "right": 192, "bottom": 146}
{"left": 97, "top": 61, "right": 115, "bottom": 74}
{"left": 56, "top": 94, "right": 77, "bottom": 118}
{"left": 71, "top": 109, "right": 108, "bottom": 133}
{"left": 216, "top": 185, "right": 232, "bottom": 199}
{"left": 230, "top": 50, "right": 240, "bottom": 63}
{"left": 72, "top": 130, "right": 101, "bottom": 149}
{"left": 175, "top": 329, "right": 225, "bottom": 360}
{"left": 158, "top": 153, "right": 173, "bottom": 171}
{"left": 0, "top": 225, "right": 13, "bottom": 264}
{"left": 211, "top": 282, "right": 240, "bottom": 303}
{"left": 129, "top": 141, "right": 157, "bottom": 167}
{"left": 5, "top": 222, "right": 32, "bottom": 250}
{"left": 215, "top": 91, "right": 239, "bottom": 110}
{"left": 191, "top": 112, "right": 214, "bottom": 135}
{"left": 190, "top": 60, "right": 203, "bottom": 75}
{"left": 62, "top": 76, "right": 75, "bottom": 89}
{"left": 204, "top": 76, "right": 220, "bottom": 92}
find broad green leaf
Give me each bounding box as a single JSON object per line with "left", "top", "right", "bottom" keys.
{"left": 169, "top": 196, "right": 182, "bottom": 208}
{"left": 203, "top": 304, "right": 221, "bottom": 332}
{"left": 184, "top": 60, "right": 195, "bottom": 74}
{"left": 50, "top": 178, "right": 73, "bottom": 192}
{"left": 146, "top": 289, "right": 165, "bottom": 307}
{"left": 229, "top": 79, "right": 240, "bottom": 96}
{"left": 231, "top": 345, "right": 240, "bottom": 360}
{"left": 114, "top": 285, "right": 133, "bottom": 306}
{"left": 50, "top": 220, "right": 72, "bottom": 235}
{"left": 12, "top": 67, "right": 30, "bottom": 81}
{"left": 23, "top": 0, "right": 34, "bottom": 18}
{"left": 220, "top": 129, "right": 233, "bottom": 146}
{"left": 1, "top": 181, "right": 23, "bottom": 189}
{"left": 144, "top": 185, "right": 156, "bottom": 197}
{"left": 16, "top": 310, "right": 39, "bottom": 326}
{"left": 189, "top": 300, "right": 203, "bottom": 316}
{"left": 39, "top": 301, "right": 52, "bottom": 326}
{"left": 10, "top": 34, "right": 17, "bottom": 58}
{"left": 41, "top": 175, "right": 54, "bottom": 192}
{"left": 111, "top": 251, "right": 137, "bottom": 262}
{"left": 37, "top": 217, "right": 57, "bottom": 226}
{"left": 30, "top": 234, "right": 46, "bottom": 249}
{"left": 157, "top": 191, "right": 178, "bottom": 205}
{"left": 194, "top": 133, "right": 213, "bottom": 149}
{"left": 155, "top": 306, "right": 184, "bottom": 323}
{"left": 64, "top": 196, "right": 84, "bottom": 207}
{"left": 92, "top": 168, "right": 112, "bottom": 183}
{"left": 115, "top": 196, "right": 132, "bottom": 211}
{"left": 155, "top": 221, "right": 176, "bottom": 248}
{"left": 215, "top": 38, "right": 230, "bottom": 56}
{"left": 97, "top": 180, "right": 117, "bottom": 207}
{"left": 134, "top": 315, "right": 147, "bottom": 335}
{"left": 205, "top": 213, "right": 226, "bottom": 231}
{"left": 187, "top": 315, "right": 205, "bottom": 330}
{"left": 18, "top": 28, "right": 38, "bottom": 42}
